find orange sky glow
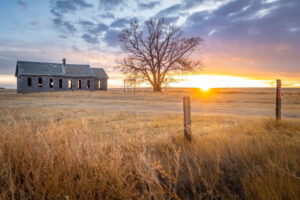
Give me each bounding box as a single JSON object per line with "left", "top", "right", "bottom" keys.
{"left": 1, "top": 71, "right": 300, "bottom": 90}
{"left": 0, "top": 45, "right": 299, "bottom": 89}
{"left": 171, "top": 75, "right": 300, "bottom": 91}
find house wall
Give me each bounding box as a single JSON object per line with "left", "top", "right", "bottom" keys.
{"left": 17, "top": 75, "right": 97, "bottom": 93}
{"left": 93, "top": 79, "right": 108, "bottom": 91}
{"left": 17, "top": 76, "right": 21, "bottom": 93}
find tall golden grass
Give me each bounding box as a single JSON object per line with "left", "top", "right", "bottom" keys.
{"left": 1, "top": 116, "right": 299, "bottom": 199}
{"left": 0, "top": 89, "right": 300, "bottom": 199}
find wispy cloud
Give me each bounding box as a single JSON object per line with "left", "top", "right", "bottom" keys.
{"left": 51, "top": 0, "right": 93, "bottom": 17}
{"left": 17, "top": 0, "right": 28, "bottom": 10}
{"left": 50, "top": 0, "right": 93, "bottom": 34}
{"left": 82, "top": 34, "right": 99, "bottom": 44}
{"left": 103, "top": 29, "right": 121, "bottom": 47}
{"left": 138, "top": 1, "right": 160, "bottom": 10}
{"left": 98, "top": 0, "right": 125, "bottom": 10}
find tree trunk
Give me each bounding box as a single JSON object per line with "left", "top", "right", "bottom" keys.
{"left": 153, "top": 85, "right": 162, "bottom": 92}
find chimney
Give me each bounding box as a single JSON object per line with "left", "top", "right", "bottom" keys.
{"left": 62, "top": 58, "right": 66, "bottom": 74}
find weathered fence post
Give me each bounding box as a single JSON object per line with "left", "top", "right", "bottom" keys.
{"left": 276, "top": 79, "right": 281, "bottom": 121}
{"left": 183, "top": 96, "right": 192, "bottom": 141}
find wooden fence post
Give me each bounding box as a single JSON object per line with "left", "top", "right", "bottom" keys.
{"left": 276, "top": 79, "right": 281, "bottom": 121}
{"left": 183, "top": 96, "right": 192, "bottom": 141}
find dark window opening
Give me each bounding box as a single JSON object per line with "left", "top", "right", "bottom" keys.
{"left": 59, "top": 79, "right": 63, "bottom": 88}
{"left": 49, "top": 78, "right": 54, "bottom": 88}
{"left": 27, "top": 77, "right": 32, "bottom": 87}
{"left": 38, "top": 78, "right": 42, "bottom": 88}
{"left": 77, "top": 80, "right": 81, "bottom": 89}
{"left": 68, "top": 80, "right": 72, "bottom": 89}
{"left": 87, "top": 80, "right": 90, "bottom": 89}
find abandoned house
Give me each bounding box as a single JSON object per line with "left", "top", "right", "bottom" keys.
{"left": 15, "top": 59, "right": 109, "bottom": 93}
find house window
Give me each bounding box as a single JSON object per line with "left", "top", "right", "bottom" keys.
{"left": 59, "top": 79, "right": 63, "bottom": 88}
{"left": 27, "top": 77, "right": 32, "bottom": 87}
{"left": 77, "top": 80, "right": 81, "bottom": 89}
{"left": 68, "top": 80, "right": 72, "bottom": 89}
{"left": 49, "top": 78, "right": 54, "bottom": 88}
{"left": 38, "top": 78, "right": 42, "bottom": 88}
{"left": 98, "top": 80, "right": 101, "bottom": 89}
{"left": 87, "top": 80, "right": 90, "bottom": 89}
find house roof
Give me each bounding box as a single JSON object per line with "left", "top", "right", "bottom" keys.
{"left": 92, "top": 68, "right": 109, "bottom": 79}
{"left": 15, "top": 61, "right": 108, "bottom": 79}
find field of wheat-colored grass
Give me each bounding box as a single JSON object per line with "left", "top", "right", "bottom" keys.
{"left": 0, "top": 88, "right": 299, "bottom": 199}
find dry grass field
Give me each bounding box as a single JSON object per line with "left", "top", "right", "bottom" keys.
{"left": 0, "top": 88, "right": 299, "bottom": 199}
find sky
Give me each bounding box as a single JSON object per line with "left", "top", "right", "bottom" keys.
{"left": 0, "top": 0, "right": 299, "bottom": 88}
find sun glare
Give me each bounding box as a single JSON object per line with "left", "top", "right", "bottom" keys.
{"left": 199, "top": 85, "right": 211, "bottom": 92}
{"left": 171, "top": 75, "right": 274, "bottom": 89}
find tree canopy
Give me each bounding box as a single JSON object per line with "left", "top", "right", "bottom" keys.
{"left": 118, "top": 18, "right": 203, "bottom": 92}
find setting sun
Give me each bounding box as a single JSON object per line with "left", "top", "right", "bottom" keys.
{"left": 199, "top": 84, "right": 211, "bottom": 92}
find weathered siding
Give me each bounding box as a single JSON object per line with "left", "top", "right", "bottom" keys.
{"left": 17, "top": 75, "right": 96, "bottom": 93}
{"left": 93, "top": 79, "right": 108, "bottom": 91}
{"left": 101, "top": 79, "right": 108, "bottom": 91}
{"left": 17, "top": 76, "right": 21, "bottom": 93}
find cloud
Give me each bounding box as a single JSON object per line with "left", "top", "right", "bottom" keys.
{"left": 103, "top": 30, "right": 121, "bottom": 46}
{"left": 110, "top": 18, "right": 131, "bottom": 28}
{"left": 98, "top": 0, "right": 124, "bottom": 10}
{"left": 53, "top": 18, "right": 63, "bottom": 26}
{"left": 79, "top": 20, "right": 95, "bottom": 28}
{"left": 51, "top": 0, "right": 93, "bottom": 17}
{"left": 63, "top": 21, "right": 76, "bottom": 33}
{"left": 82, "top": 34, "right": 99, "bottom": 44}
{"left": 88, "top": 23, "right": 109, "bottom": 35}
{"left": 138, "top": 1, "right": 160, "bottom": 10}
{"left": 164, "top": 16, "right": 180, "bottom": 23}
{"left": 184, "top": 0, "right": 300, "bottom": 41}
{"left": 181, "top": 0, "right": 300, "bottom": 74}
{"left": 80, "top": 21, "right": 109, "bottom": 44}
{"left": 100, "top": 12, "right": 115, "bottom": 19}
{"left": 72, "top": 45, "right": 80, "bottom": 51}
{"left": 17, "top": 0, "right": 28, "bottom": 10}
{"left": 53, "top": 18, "right": 76, "bottom": 33}
{"left": 50, "top": 0, "right": 93, "bottom": 34}
{"left": 155, "top": 0, "right": 224, "bottom": 18}
{"left": 156, "top": 4, "right": 182, "bottom": 17}
{"left": 213, "top": 0, "right": 250, "bottom": 17}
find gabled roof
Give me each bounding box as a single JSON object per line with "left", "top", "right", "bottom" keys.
{"left": 92, "top": 68, "right": 109, "bottom": 79}
{"left": 15, "top": 61, "right": 97, "bottom": 78}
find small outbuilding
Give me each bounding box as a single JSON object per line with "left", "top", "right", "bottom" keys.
{"left": 15, "top": 59, "right": 109, "bottom": 93}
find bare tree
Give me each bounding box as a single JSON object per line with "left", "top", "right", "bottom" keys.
{"left": 118, "top": 18, "right": 203, "bottom": 92}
